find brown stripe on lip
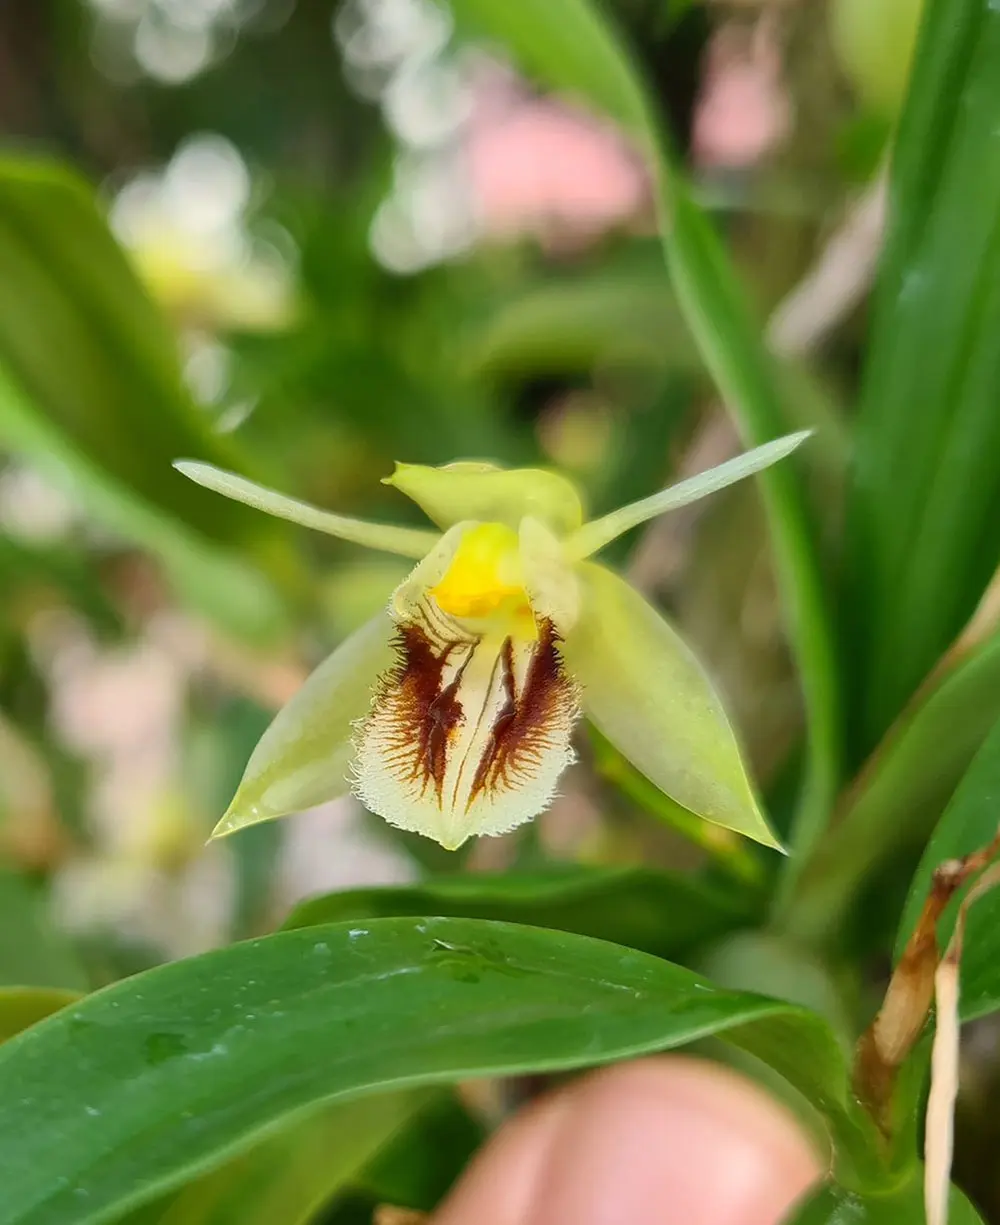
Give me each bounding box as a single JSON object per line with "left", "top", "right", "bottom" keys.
{"left": 467, "top": 619, "right": 576, "bottom": 809}
{"left": 373, "top": 623, "right": 468, "bottom": 804}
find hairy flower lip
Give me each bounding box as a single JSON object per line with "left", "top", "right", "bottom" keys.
{"left": 353, "top": 606, "right": 579, "bottom": 851}
{"left": 176, "top": 430, "right": 809, "bottom": 850}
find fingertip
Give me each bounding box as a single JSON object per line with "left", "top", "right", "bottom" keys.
{"left": 433, "top": 1057, "right": 821, "bottom": 1225}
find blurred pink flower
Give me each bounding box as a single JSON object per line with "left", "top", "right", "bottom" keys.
{"left": 463, "top": 61, "right": 651, "bottom": 249}
{"left": 692, "top": 20, "right": 792, "bottom": 169}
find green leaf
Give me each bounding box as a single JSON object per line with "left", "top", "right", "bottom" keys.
{"left": 0, "top": 365, "right": 284, "bottom": 642}
{"left": 0, "top": 871, "right": 89, "bottom": 992}
{"left": 282, "top": 864, "right": 754, "bottom": 960}
{"left": 0, "top": 919, "right": 882, "bottom": 1224}
{"left": 450, "top": 0, "right": 840, "bottom": 880}
{"left": 783, "top": 625, "right": 1000, "bottom": 944}
{"left": 0, "top": 160, "right": 242, "bottom": 540}
{"left": 0, "top": 987, "right": 79, "bottom": 1045}
{"left": 789, "top": 1176, "right": 984, "bottom": 1224}
{"left": 846, "top": 0, "right": 1000, "bottom": 750}
{"left": 124, "top": 1093, "right": 430, "bottom": 1225}
{"left": 896, "top": 714, "right": 1000, "bottom": 958}
{"left": 877, "top": 709, "right": 1000, "bottom": 1025}
{"left": 0, "top": 160, "right": 292, "bottom": 641}
{"left": 885, "top": 708, "right": 1000, "bottom": 1024}
{"left": 956, "top": 888, "right": 1000, "bottom": 1021}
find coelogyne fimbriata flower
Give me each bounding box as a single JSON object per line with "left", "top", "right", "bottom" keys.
{"left": 175, "top": 431, "right": 808, "bottom": 850}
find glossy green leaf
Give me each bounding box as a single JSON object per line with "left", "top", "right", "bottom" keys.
{"left": 0, "top": 918, "right": 881, "bottom": 1224}
{"left": 0, "top": 987, "right": 79, "bottom": 1045}
{"left": 282, "top": 864, "right": 754, "bottom": 960}
{"left": 0, "top": 871, "right": 88, "bottom": 992}
{"left": 789, "top": 1176, "right": 984, "bottom": 1224}
{"left": 124, "top": 1093, "right": 429, "bottom": 1225}
{"left": 784, "top": 626, "right": 1000, "bottom": 944}
{"left": 450, "top": 0, "right": 840, "bottom": 877}
{"left": 846, "top": 0, "right": 1000, "bottom": 749}
{"left": 563, "top": 563, "right": 779, "bottom": 848}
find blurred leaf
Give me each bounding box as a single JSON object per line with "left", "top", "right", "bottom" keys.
{"left": 846, "top": 0, "right": 1000, "bottom": 751}
{"left": 789, "top": 1176, "right": 984, "bottom": 1224}
{"left": 353, "top": 1093, "right": 484, "bottom": 1212}
{"left": 0, "top": 160, "right": 295, "bottom": 641}
{"left": 282, "top": 864, "right": 754, "bottom": 959}
{"left": 880, "top": 711, "right": 1000, "bottom": 1025}
{"left": 463, "top": 264, "right": 698, "bottom": 380}
{"left": 882, "top": 708, "right": 1000, "bottom": 1024}
{"left": 0, "top": 365, "right": 285, "bottom": 642}
{"left": 125, "top": 1093, "right": 430, "bottom": 1225}
{"left": 0, "top": 918, "right": 884, "bottom": 1223}
{"left": 0, "top": 986, "right": 78, "bottom": 1044}
{"left": 785, "top": 622, "right": 1000, "bottom": 943}
{"left": 895, "top": 715, "right": 1000, "bottom": 958}
{"left": 0, "top": 534, "right": 122, "bottom": 640}
{"left": 451, "top": 0, "right": 840, "bottom": 877}
{"left": 0, "top": 159, "right": 246, "bottom": 540}
{"left": 0, "top": 870, "right": 88, "bottom": 992}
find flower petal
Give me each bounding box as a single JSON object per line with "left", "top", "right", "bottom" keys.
{"left": 389, "top": 522, "right": 475, "bottom": 621}
{"left": 213, "top": 612, "right": 395, "bottom": 837}
{"left": 561, "top": 562, "right": 780, "bottom": 848}
{"left": 385, "top": 461, "right": 584, "bottom": 535}
{"left": 518, "top": 515, "right": 580, "bottom": 634}
{"left": 353, "top": 610, "right": 579, "bottom": 850}
{"left": 173, "top": 461, "right": 440, "bottom": 558}
{"left": 565, "top": 431, "right": 812, "bottom": 559}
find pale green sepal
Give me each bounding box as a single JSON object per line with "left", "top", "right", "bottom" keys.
{"left": 212, "top": 611, "right": 396, "bottom": 837}
{"left": 174, "top": 461, "right": 440, "bottom": 559}
{"left": 385, "top": 460, "right": 585, "bottom": 535}
{"left": 562, "top": 562, "right": 781, "bottom": 849}
{"left": 566, "top": 431, "right": 812, "bottom": 559}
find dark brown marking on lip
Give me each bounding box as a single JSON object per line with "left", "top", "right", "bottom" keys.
{"left": 375, "top": 622, "right": 467, "bottom": 804}
{"left": 467, "top": 619, "right": 576, "bottom": 809}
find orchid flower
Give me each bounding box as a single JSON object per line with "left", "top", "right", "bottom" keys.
{"left": 175, "top": 431, "right": 808, "bottom": 850}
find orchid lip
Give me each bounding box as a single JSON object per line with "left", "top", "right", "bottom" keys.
{"left": 353, "top": 599, "right": 579, "bottom": 849}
